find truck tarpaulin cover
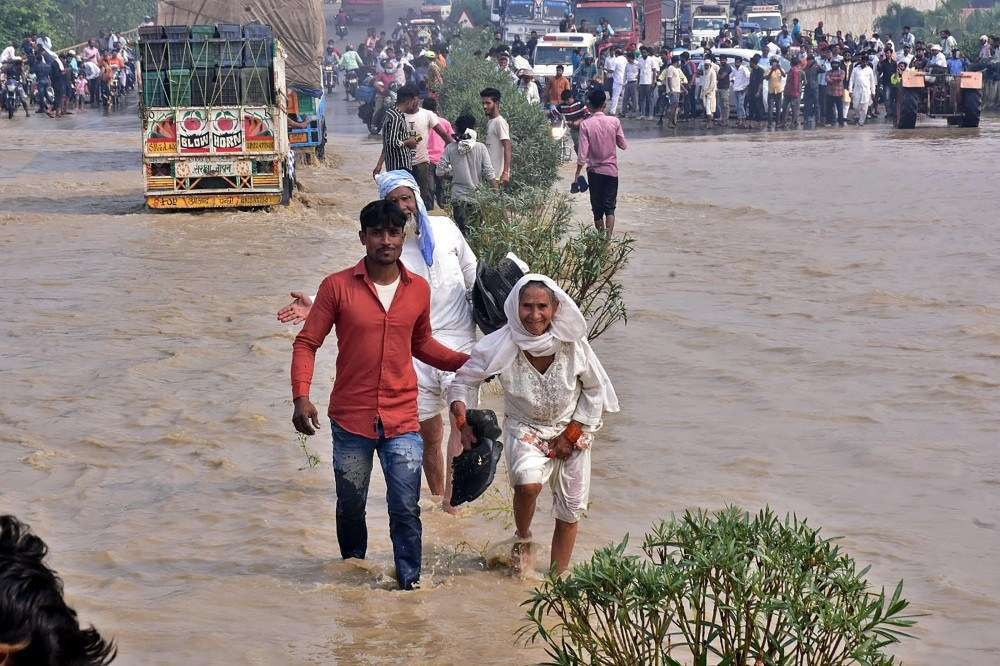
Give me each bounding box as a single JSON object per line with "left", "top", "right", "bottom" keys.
{"left": 157, "top": 0, "right": 323, "bottom": 87}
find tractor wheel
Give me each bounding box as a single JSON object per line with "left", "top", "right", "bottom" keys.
{"left": 960, "top": 89, "right": 982, "bottom": 128}
{"left": 896, "top": 88, "right": 918, "bottom": 129}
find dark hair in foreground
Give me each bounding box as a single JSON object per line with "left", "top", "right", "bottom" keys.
{"left": 421, "top": 97, "right": 437, "bottom": 112}
{"left": 360, "top": 200, "right": 407, "bottom": 231}
{"left": 397, "top": 84, "right": 420, "bottom": 103}
{"left": 587, "top": 89, "right": 607, "bottom": 110}
{"left": 480, "top": 87, "right": 501, "bottom": 103}
{"left": 0, "top": 515, "right": 117, "bottom": 666}
{"left": 454, "top": 113, "right": 477, "bottom": 137}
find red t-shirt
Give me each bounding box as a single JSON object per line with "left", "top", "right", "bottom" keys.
{"left": 292, "top": 259, "right": 469, "bottom": 438}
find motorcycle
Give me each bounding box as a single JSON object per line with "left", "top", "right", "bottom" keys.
{"left": 336, "top": 24, "right": 349, "bottom": 40}
{"left": 368, "top": 85, "right": 397, "bottom": 135}
{"left": 4, "top": 77, "right": 30, "bottom": 119}
{"left": 344, "top": 69, "right": 359, "bottom": 101}
{"left": 548, "top": 109, "right": 574, "bottom": 162}
{"left": 323, "top": 65, "right": 338, "bottom": 93}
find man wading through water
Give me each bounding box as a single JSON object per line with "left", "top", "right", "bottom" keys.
{"left": 289, "top": 200, "right": 469, "bottom": 590}
{"left": 574, "top": 89, "right": 627, "bottom": 236}
{"left": 280, "top": 171, "right": 478, "bottom": 514}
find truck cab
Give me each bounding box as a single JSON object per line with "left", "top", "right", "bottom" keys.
{"left": 691, "top": 4, "right": 728, "bottom": 45}
{"left": 574, "top": 1, "right": 640, "bottom": 57}
{"left": 743, "top": 5, "right": 782, "bottom": 37}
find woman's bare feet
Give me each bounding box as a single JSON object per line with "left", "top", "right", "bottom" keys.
{"left": 511, "top": 533, "right": 534, "bottom": 575}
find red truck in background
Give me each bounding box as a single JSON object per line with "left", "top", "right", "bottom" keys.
{"left": 342, "top": 0, "right": 383, "bottom": 26}
{"left": 576, "top": 0, "right": 685, "bottom": 56}
{"left": 575, "top": 0, "right": 641, "bottom": 56}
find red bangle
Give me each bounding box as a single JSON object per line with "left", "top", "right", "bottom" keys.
{"left": 564, "top": 422, "right": 583, "bottom": 444}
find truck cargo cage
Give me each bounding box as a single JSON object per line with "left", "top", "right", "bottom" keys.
{"left": 242, "top": 39, "right": 273, "bottom": 67}
{"left": 191, "top": 39, "right": 222, "bottom": 68}
{"left": 143, "top": 69, "right": 169, "bottom": 107}
{"left": 241, "top": 67, "right": 273, "bottom": 106}
{"left": 189, "top": 68, "right": 213, "bottom": 106}
{"left": 168, "top": 68, "right": 193, "bottom": 106}
{"left": 167, "top": 39, "right": 192, "bottom": 69}
{"left": 141, "top": 39, "right": 168, "bottom": 70}
{"left": 212, "top": 67, "right": 242, "bottom": 106}
{"left": 138, "top": 25, "right": 164, "bottom": 41}
{"left": 164, "top": 25, "right": 191, "bottom": 40}
{"left": 217, "top": 39, "right": 243, "bottom": 68}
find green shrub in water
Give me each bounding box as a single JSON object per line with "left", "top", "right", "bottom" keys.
{"left": 518, "top": 506, "right": 918, "bottom": 665}
{"left": 438, "top": 29, "right": 560, "bottom": 193}
{"left": 464, "top": 186, "right": 634, "bottom": 341}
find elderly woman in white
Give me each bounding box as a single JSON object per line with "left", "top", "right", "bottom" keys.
{"left": 448, "top": 275, "right": 619, "bottom": 574}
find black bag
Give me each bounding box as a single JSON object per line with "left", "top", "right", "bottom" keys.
{"left": 471, "top": 255, "right": 526, "bottom": 335}
{"left": 449, "top": 409, "right": 504, "bottom": 507}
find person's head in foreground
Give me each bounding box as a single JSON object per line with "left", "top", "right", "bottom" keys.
{"left": 358, "top": 200, "right": 406, "bottom": 267}
{"left": 0, "top": 515, "right": 116, "bottom": 666}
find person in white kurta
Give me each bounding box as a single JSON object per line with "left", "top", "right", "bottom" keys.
{"left": 849, "top": 60, "right": 876, "bottom": 125}
{"left": 448, "top": 274, "right": 619, "bottom": 574}
{"left": 700, "top": 59, "right": 719, "bottom": 126}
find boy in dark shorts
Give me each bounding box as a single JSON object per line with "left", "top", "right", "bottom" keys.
{"left": 573, "top": 89, "right": 627, "bottom": 236}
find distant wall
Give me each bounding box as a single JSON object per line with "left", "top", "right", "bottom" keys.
{"left": 783, "top": 0, "right": 939, "bottom": 37}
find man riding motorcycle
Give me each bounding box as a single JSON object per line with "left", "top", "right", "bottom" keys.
{"left": 340, "top": 44, "right": 363, "bottom": 100}
{"left": 324, "top": 46, "right": 340, "bottom": 92}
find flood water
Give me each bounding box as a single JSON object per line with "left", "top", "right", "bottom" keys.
{"left": 3, "top": 21, "right": 1000, "bottom": 666}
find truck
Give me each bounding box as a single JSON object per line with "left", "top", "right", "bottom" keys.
{"left": 574, "top": 0, "right": 642, "bottom": 57}
{"left": 501, "top": 0, "right": 572, "bottom": 43}
{"left": 342, "top": 0, "right": 384, "bottom": 26}
{"left": 420, "top": 0, "right": 453, "bottom": 22}
{"left": 143, "top": 0, "right": 325, "bottom": 209}
{"left": 690, "top": 3, "right": 728, "bottom": 45}
{"left": 740, "top": 4, "right": 782, "bottom": 37}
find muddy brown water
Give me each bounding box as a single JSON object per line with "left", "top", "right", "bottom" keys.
{"left": 3, "top": 35, "right": 1000, "bottom": 666}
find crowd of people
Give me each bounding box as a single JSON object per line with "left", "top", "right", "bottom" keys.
{"left": 499, "top": 22, "right": 1000, "bottom": 131}
{"left": 0, "top": 28, "right": 141, "bottom": 118}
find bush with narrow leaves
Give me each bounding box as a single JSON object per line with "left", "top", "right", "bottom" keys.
{"left": 519, "top": 506, "right": 919, "bottom": 666}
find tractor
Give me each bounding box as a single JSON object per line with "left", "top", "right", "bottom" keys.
{"left": 895, "top": 67, "right": 982, "bottom": 129}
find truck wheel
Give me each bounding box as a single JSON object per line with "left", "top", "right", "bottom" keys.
{"left": 316, "top": 124, "right": 327, "bottom": 160}
{"left": 896, "top": 88, "right": 917, "bottom": 129}
{"left": 960, "top": 89, "right": 981, "bottom": 128}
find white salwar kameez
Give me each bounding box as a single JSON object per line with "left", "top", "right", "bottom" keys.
{"left": 447, "top": 274, "right": 619, "bottom": 524}
{"left": 450, "top": 340, "right": 608, "bottom": 522}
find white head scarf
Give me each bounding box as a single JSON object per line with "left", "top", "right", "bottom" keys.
{"left": 478, "top": 274, "right": 619, "bottom": 413}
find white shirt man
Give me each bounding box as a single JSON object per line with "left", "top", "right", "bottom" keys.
{"left": 639, "top": 54, "right": 655, "bottom": 85}
{"left": 928, "top": 46, "right": 947, "bottom": 68}
{"left": 404, "top": 107, "right": 445, "bottom": 168}
{"left": 609, "top": 52, "right": 628, "bottom": 114}
{"left": 731, "top": 60, "right": 751, "bottom": 91}
{"left": 941, "top": 33, "right": 957, "bottom": 57}
{"left": 662, "top": 61, "right": 687, "bottom": 93}
{"left": 1, "top": 44, "right": 17, "bottom": 64}
{"left": 765, "top": 41, "right": 780, "bottom": 58}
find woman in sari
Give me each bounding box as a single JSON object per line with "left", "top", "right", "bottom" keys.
{"left": 448, "top": 275, "right": 619, "bottom": 574}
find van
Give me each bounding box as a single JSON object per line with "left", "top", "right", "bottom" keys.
{"left": 532, "top": 32, "right": 598, "bottom": 78}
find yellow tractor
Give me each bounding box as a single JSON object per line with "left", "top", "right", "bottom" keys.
{"left": 895, "top": 67, "right": 982, "bottom": 129}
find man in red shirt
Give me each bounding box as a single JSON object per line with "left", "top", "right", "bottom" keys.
{"left": 291, "top": 200, "right": 469, "bottom": 590}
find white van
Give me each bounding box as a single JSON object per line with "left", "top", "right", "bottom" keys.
{"left": 532, "top": 32, "right": 598, "bottom": 78}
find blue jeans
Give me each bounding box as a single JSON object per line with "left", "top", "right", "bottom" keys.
{"left": 331, "top": 420, "right": 424, "bottom": 589}
{"left": 37, "top": 80, "right": 50, "bottom": 111}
